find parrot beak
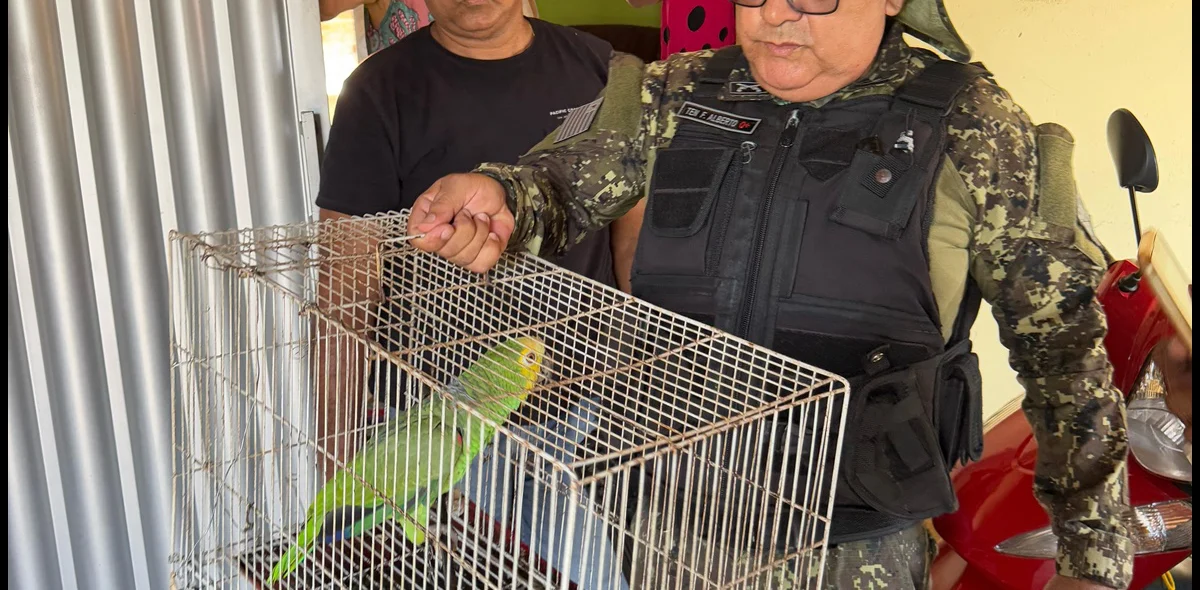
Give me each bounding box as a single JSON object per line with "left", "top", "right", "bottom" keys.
{"left": 539, "top": 354, "right": 557, "bottom": 384}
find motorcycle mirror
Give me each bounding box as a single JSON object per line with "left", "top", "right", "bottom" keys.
{"left": 1107, "top": 109, "right": 1159, "bottom": 247}
{"left": 1107, "top": 109, "right": 1160, "bottom": 193}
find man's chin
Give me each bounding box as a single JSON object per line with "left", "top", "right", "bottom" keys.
{"left": 747, "top": 61, "right": 816, "bottom": 98}
{"left": 448, "top": 13, "right": 504, "bottom": 33}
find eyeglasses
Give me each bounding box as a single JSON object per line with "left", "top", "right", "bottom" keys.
{"left": 730, "top": 0, "right": 839, "bottom": 16}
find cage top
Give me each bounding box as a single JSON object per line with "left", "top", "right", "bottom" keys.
{"left": 170, "top": 211, "right": 850, "bottom": 485}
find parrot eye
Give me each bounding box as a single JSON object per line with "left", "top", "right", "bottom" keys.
{"left": 521, "top": 350, "right": 538, "bottom": 368}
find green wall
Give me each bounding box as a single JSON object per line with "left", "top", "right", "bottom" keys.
{"left": 536, "top": 0, "right": 661, "bottom": 28}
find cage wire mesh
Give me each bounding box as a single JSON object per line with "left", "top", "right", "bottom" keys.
{"left": 168, "top": 211, "right": 851, "bottom": 590}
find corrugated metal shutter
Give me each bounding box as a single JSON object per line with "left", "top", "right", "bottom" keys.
{"left": 8, "top": 1, "right": 329, "bottom": 588}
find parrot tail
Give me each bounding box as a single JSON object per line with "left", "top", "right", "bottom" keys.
{"left": 268, "top": 480, "right": 345, "bottom": 584}
{"left": 267, "top": 512, "right": 322, "bottom": 584}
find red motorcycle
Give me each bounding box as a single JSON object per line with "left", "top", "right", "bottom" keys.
{"left": 931, "top": 109, "right": 1192, "bottom": 589}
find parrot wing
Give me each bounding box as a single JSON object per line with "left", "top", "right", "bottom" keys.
{"left": 455, "top": 396, "right": 630, "bottom": 590}
{"left": 344, "top": 398, "right": 465, "bottom": 545}
{"left": 270, "top": 335, "right": 541, "bottom": 583}
{"left": 268, "top": 399, "right": 457, "bottom": 582}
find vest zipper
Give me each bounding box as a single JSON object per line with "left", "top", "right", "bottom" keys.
{"left": 737, "top": 109, "right": 800, "bottom": 338}
{"left": 705, "top": 141, "right": 757, "bottom": 276}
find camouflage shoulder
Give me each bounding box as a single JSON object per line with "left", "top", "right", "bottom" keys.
{"left": 643, "top": 50, "right": 717, "bottom": 143}
{"left": 947, "top": 74, "right": 1111, "bottom": 267}
{"left": 605, "top": 48, "right": 714, "bottom": 101}
{"left": 960, "top": 75, "right": 1109, "bottom": 264}
{"left": 947, "top": 74, "right": 1040, "bottom": 159}
{"left": 607, "top": 50, "right": 648, "bottom": 76}
{"left": 944, "top": 74, "right": 1040, "bottom": 228}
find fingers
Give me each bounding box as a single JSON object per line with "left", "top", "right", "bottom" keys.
{"left": 408, "top": 181, "right": 456, "bottom": 253}
{"left": 487, "top": 207, "right": 516, "bottom": 247}
{"left": 422, "top": 211, "right": 507, "bottom": 274}
{"left": 406, "top": 173, "right": 512, "bottom": 272}
{"left": 1166, "top": 337, "right": 1191, "bottom": 364}
{"left": 442, "top": 213, "right": 491, "bottom": 267}
{"left": 1158, "top": 336, "right": 1192, "bottom": 443}
{"left": 465, "top": 232, "right": 505, "bottom": 274}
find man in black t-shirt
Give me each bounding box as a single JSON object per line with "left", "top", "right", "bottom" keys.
{"left": 310, "top": 7, "right": 635, "bottom": 587}
{"left": 317, "top": 4, "right": 618, "bottom": 285}
{"left": 312, "top": 0, "right": 624, "bottom": 476}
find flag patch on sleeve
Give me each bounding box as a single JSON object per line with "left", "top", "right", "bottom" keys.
{"left": 554, "top": 97, "right": 604, "bottom": 143}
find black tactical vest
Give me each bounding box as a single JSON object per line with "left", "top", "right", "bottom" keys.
{"left": 631, "top": 47, "right": 989, "bottom": 544}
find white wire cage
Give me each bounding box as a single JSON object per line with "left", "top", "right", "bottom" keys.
{"left": 168, "top": 211, "right": 851, "bottom": 590}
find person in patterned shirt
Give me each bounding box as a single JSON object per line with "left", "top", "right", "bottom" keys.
{"left": 320, "top": 0, "right": 432, "bottom": 53}
{"left": 406, "top": 1, "right": 1134, "bottom": 589}
{"left": 321, "top": 0, "right": 545, "bottom": 54}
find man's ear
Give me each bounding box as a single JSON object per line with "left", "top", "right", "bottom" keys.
{"left": 885, "top": 0, "right": 905, "bottom": 18}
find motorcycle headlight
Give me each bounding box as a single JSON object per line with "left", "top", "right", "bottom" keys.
{"left": 995, "top": 500, "right": 1192, "bottom": 558}
{"left": 1127, "top": 359, "right": 1192, "bottom": 483}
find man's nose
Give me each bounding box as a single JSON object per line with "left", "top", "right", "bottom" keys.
{"left": 761, "top": 0, "right": 804, "bottom": 27}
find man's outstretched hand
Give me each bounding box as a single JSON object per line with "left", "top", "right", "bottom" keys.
{"left": 1152, "top": 284, "right": 1192, "bottom": 442}
{"left": 1044, "top": 575, "right": 1122, "bottom": 590}
{"left": 408, "top": 173, "right": 514, "bottom": 273}
{"left": 1154, "top": 335, "right": 1192, "bottom": 442}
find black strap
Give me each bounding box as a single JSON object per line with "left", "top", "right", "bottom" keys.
{"left": 700, "top": 46, "right": 743, "bottom": 83}
{"left": 893, "top": 60, "right": 991, "bottom": 117}
{"left": 895, "top": 60, "right": 989, "bottom": 347}
{"left": 830, "top": 507, "right": 919, "bottom": 544}
{"left": 949, "top": 278, "right": 983, "bottom": 347}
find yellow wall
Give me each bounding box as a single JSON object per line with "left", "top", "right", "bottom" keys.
{"left": 936, "top": 0, "right": 1193, "bottom": 419}
{"left": 320, "top": 11, "right": 360, "bottom": 120}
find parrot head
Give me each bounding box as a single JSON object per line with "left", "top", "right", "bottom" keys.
{"left": 491, "top": 335, "right": 548, "bottom": 392}
{"left": 459, "top": 335, "right": 548, "bottom": 420}
{"left": 510, "top": 335, "right": 548, "bottom": 386}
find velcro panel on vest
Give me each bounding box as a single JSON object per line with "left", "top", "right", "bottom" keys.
{"left": 700, "top": 46, "right": 742, "bottom": 84}
{"left": 796, "top": 127, "right": 862, "bottom": 181}
{"left": 692, "top": 46, "right": 742, "bottom": 100}
{"left": 647, "top": 147, "right": 733, "bottom": 237}
{"left": 1034, "top": 122, "right": 1109, "bottom": 267}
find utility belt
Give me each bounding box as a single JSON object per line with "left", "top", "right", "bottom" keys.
{"left": 647, "top": 336, "right": 985, "bottom": 551}
{"left": 828, "top": 336, "right": 984, "bottom": 544}
{"left": 739, "top": 337, "right": 985, "bottom": 547}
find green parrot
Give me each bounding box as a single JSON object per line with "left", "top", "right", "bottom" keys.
{"left": 268, "top": 336, "right": 548, "bottom": 584}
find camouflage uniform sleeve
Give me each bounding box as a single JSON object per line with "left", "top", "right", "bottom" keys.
{"left": 473, "top": 51, "right": 658, "bottom": 258}
{"left": 948, "top": 79, "right": 1132, "bottom": 589}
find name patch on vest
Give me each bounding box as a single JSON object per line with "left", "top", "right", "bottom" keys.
{"left": 676, "top": 101, "right": 761, "bottom": 135}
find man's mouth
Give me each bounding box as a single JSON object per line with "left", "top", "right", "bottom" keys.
{"left": 761, "top": 41, "right": 803, "bottom": 56}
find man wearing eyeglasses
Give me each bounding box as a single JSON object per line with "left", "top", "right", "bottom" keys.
{"left": 405, "top": 1, "right": 1131, "bottom": 588}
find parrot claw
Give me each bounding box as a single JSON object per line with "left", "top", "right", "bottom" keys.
{"left": 446, "top": 489, "right": 468, "bottom": 520}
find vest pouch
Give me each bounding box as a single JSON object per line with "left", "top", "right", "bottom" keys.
{"left": 830, "top": 148, "right": 924, "bottom": 240}
{"left": 645, "top": 146, "right": 732, "bottom": 238}
{"left": 629, "top": 275, "right": 720, "bottom": 329}
{"left": 841, "top": 365, "right": 957, "bottom": 520}
{"left": 935, "top": 340, "right": 984, "bottom": 467}
{"left": 637, "top": 146, "right": 737, "bottom": 277}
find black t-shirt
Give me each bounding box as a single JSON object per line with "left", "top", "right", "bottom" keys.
{"left": 316, "top": 18, "right": 616, "bottom": 286}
